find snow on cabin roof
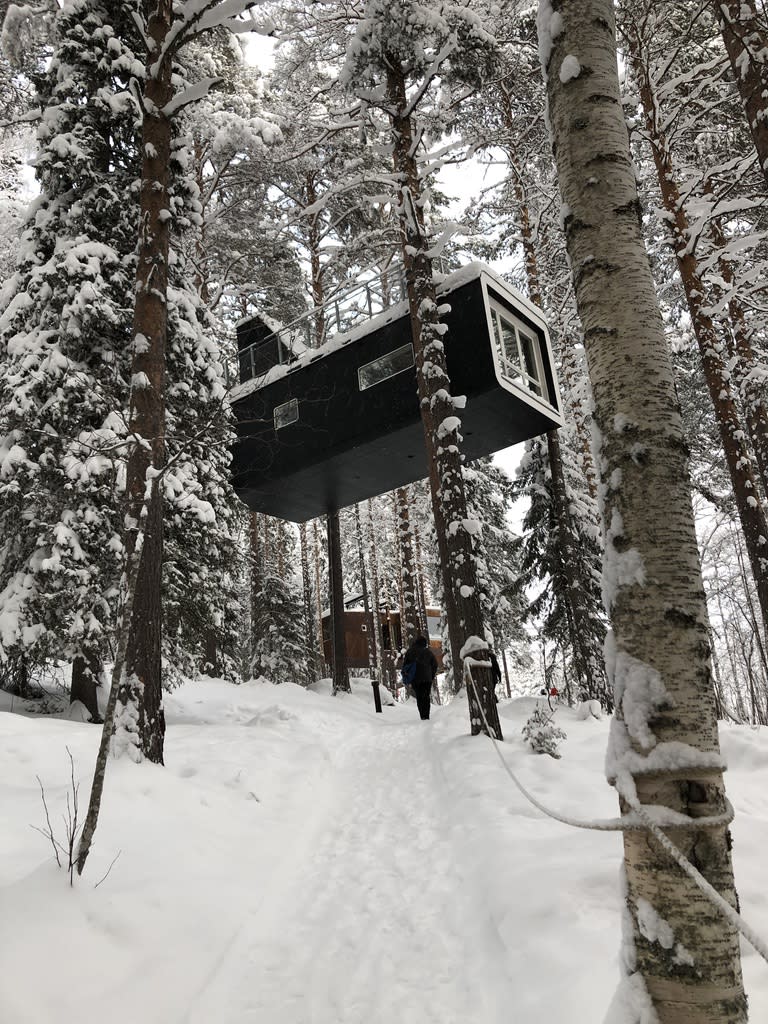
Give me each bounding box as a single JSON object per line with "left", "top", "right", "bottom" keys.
{"left": 235, "top": 308, "right": 286, "bottom": 333}
{"left": 228, "top": 263, "right": 535, "bottom": 404}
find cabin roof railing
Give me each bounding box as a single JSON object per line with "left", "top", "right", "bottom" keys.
{"left": 229, "top": 261, "right": 546, "bottom": 403}
{"left": 236, "top": 262, "right": 414, "bottom": 384}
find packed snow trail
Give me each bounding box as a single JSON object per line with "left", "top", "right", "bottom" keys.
{"left": 183, "top": 714, "right": 510, "bottom": 1024}
{"left": 2, "top": 677, "right": 768, "bottom": 1023}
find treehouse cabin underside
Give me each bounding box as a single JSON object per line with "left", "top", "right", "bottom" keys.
{"left": 230, "top": 264, "right": 562, "bottom": 523}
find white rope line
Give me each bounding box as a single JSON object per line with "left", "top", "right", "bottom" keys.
{"left": 462, "top": 660, "right": 732, "bottom": 832}
{"left": 617, "top": 772, "right": 768, "bottom": 966}
{"left": 463, "top": 660, "right": 768, "bottom": 968}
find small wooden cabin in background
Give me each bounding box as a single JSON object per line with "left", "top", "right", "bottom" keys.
{"left": 321, "top": 605, "right": 444, "bottom": 673}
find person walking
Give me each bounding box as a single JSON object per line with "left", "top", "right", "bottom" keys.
{"left": 402, "top": 635, "right": 437, "bottom": 720}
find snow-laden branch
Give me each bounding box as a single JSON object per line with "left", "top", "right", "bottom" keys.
{"left": 402, "top": 34, "right": 459, "bottom": 120}
{"left": 153, "top": 0, "right": 274, "bottom": 74}
{"left": 162, "top": 77, "right": 221, "bottom": 117}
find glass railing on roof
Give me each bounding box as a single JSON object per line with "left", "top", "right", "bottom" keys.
{"left": 238, "top": 264, "right": 410, "bottom": 384}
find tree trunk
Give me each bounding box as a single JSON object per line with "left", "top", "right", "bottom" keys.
{"left": 707, "top": 213, "right": 768, "bottom": 495}
{"left": 327, "top": 510, "right": 350, "bottom": 694}
{"left": 712, "top": 0, "right": 768, "bottom": 183}
{"left": 77, "top": 478, "right": 156, "bottom": 874}
{"left": 116, "top": 1, "right": 175, "bottom": 766}
{"left": 299, "top": 521, "right": 316, "bottom": 674}
{"left": 313, "top": 517, "right": 325, "bottom": 672}
{"left": 394, "top": 487, "right": 422, "bottom": 647}
{"left": 541, "top": 2, "right": 746, "bottom": 1018}
{"left": 366, "top": 499, "right": 387, "bottom": 686}
{"left": 355, "top": 504, "right": 381, "bottom": 711}
{"left": 305, "top": 172, "right": 327, "bottom": 347}
{"left": 626, "top": 18, "right": 768, "bottom": 645}
{"left": 249, "top": 510, "right": 261, "bottom": 664}
{"left": 354, "top": 504, "right": 378, "bottom": 673}
{"left": 386, "top": 62, "right": 501, "bottom": 739}
{"left": 70, "top": 651, "right": 102, "bottom": 723}
{"left": 411, "top": 512, "right": 430, "bottom": 636}
{"left": 201, "top": 631, "right": 218, "bottom": 678}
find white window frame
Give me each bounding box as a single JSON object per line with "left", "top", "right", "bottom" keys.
{"left": 274, "top": 397, "right": 299, "bottom": 430}
{"left": 489, "top": 301, "right": 548, "bottom": 402}
{"left": 358, "top": 342, "right": 414, "bottom": 391}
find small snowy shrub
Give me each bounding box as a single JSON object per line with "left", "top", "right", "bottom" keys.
{"left": 522, "top": 705, "right": 567, "bottom": 758}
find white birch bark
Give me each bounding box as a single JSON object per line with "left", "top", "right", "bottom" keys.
{"left": 539, "top": 1, "right": 746, "bottom": 1019}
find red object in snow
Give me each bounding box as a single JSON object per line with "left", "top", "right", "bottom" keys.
{"left": 549, "top": 686, "right": 559, "bottom": 697}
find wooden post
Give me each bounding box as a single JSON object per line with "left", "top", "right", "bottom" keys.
{"left": 501, "top": 648, "right": 511, "bottom": 699}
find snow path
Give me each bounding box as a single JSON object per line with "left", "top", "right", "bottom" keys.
{"left": 2, "top": 678, "right": 767, "bottom": 1023}
{"left": 184, "top": 719, "right": 511, "bottom": 1024}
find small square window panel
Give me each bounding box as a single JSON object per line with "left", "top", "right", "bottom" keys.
{"left": 274, "top": 397, "right": 299, "bottom": 430}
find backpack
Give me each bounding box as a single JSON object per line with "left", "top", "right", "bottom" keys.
{"left": 401, "top": 660, "right": 418, "bottom": 686}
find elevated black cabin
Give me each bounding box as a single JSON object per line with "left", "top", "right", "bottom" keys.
{"left": 230, "top": 263, "right": 562, "bottom": 522}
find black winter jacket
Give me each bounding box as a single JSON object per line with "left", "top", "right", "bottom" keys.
{"left": 403, "top": 643, "right": 437, "bottom": 686}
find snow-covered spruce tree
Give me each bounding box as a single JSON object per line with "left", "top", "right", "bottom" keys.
{"left": 182, "top": 32, "right": 305, "bottom": 327}
{"left": 511, "top": 437, "right": 609, "bottom": 708}
{"left": 539, "top": 0, "right": 746, "bottom": 1017}
{"left": 250, "top": 568, "right": 308, "bottom": 685}
{"left": 462, "top": 459, "right": 530, "bottom": 672}
{"left": 249, "top": 513, "right": 309, "bottom": 684}
{"left": 522, "top": 703, "right": 566, "bottom": 758}
{"left": 0, "top": 1, "right": 248, "bottom": 722}
{"left": 0, "top": 43, "right": 34, "bottom": 286}
{"left": 0, "top": 1, "right": 140, "bottom": 716}
{"left": 342, "top": 1, "right": 502, "bottom": 738}
{"left": 113, "top": 1, "right": 272, "bottom": 762}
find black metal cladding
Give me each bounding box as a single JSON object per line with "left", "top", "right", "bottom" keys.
{"left": 230, "top": 266, "right": 562, "bottom": 523}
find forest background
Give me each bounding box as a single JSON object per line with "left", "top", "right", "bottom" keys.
{"left": 1, "top": 1, "right": 768, "bottom": 1021}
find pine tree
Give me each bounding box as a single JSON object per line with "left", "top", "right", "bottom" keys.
{"left": 619, "top": 0, "right": 768, "bottom": 644}
{"left": 522, "top": 703, "right": 566, "bottom": 758}
{"left": 0, "top": 1, "right": 140, "bottom": 716}
{"left": 512, "top": 437, "right": 609, "bottom": 708}
{"left": 342, "top": 0, "right": 503, "bottom": 738}
{"left": 250, "top": 569, "right": 307, "bottom": 684}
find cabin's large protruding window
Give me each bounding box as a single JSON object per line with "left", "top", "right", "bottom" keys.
{"left": 274, "top": 397, "right": 299, "bottom": 430}
{"left": 358, "top": 343, "right": 414, "bottom": 391}
{"left": 490, "top": 302, "right": 547, "bottom": 401}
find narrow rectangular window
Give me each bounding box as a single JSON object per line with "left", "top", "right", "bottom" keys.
{"left": 518, "top": 329, "right": 543, "bottom": 395}
{"left": 358, "top": 343, "right": 414, "bottom": 391}
{"left": 274, "top": 397, "right": 298, "bottom": 430}
{"left": 490, "top": 302, "right": 547, "bottom": 402}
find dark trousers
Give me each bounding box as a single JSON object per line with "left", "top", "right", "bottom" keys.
{"left": 414, "top": 681, "right": 431, "bottom": 720}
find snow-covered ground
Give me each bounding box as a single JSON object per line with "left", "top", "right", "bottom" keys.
{"left": 1, "top": 678, "right": 767, "bottom": 1023}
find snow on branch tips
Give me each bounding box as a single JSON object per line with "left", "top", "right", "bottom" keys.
{"left": 162, "top": 78, "right": 221, "bottom": 118}
{"left": 155, "top": 1, "right": 275, "bottom": 70}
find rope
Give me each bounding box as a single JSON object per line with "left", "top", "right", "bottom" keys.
{"left": 462, "top": 659, "right": 768, "bottom": 968}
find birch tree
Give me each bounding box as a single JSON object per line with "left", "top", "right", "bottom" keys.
{"left": 538, "top": 0, "right": 746, "bottom": 1017}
